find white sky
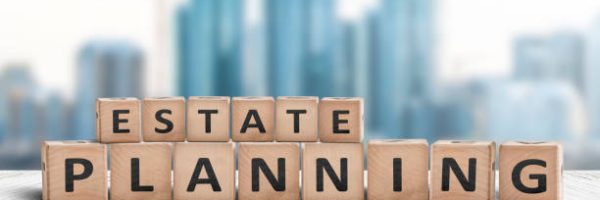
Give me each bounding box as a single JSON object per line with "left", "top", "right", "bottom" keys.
{"left": 0, "top": 0, "right": 599, "bottom": 99}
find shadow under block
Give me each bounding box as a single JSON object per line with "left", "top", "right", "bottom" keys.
{"left": 238, "top": 142, "right": 300, "bottom": 200}
{"left": 430, "top": 140, "right": 496, "bottom": 200}
{"left": 110, "top": 143, "right": 172, "bottom": 200}
{"left": 499, "top": 141, "right": 563, "bottom": 200}
{"left": 41, "top": 141, "right": 107, "bottom": 200}
{"left": 96, "top": 98, "right": 141, "bottom": 143}
{"left": 187, "top": 96, "right": 230, "bottom": 142}
{"left": 173, "top": 142, "right": 235, "bottom": 200}
{"left": 302, "top": 143, "right": 364, "bottom": 200}
{"left": 231, "top": 97, "right": 274, "bottom": 142}
{"left": 142, "top": 97, "right": 185, "bottom": 142}
{"left": 275, "top": 96, "right": 318, "bottom": 142}
{"left": 367, "top": 139, "right": 429, "bottom": 200}
{"left": 318, "top": 97, "right": 364, "bottom": 143}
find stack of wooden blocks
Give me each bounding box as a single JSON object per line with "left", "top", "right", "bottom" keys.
{"left": 41, "top": 96, "right": 563, "bottom": 200}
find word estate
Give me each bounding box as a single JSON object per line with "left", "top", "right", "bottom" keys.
{"left": 41, "top": 96, "right": 562, "bottom": 200}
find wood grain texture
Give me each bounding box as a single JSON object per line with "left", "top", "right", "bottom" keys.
{"left": 41, "top": 141, "right": 107, "bottom": 200}
{"left": 231, "top": 97, "right": 275, "bottom": 142}
{"left": 431, "top": 140, "right": 496, "bottom": 200}
{"left": 238, "top": 142, "right": 300, "bottom": 200}
{"left": 142, "top": 97, "right": 186, "bottom": 142}
{"left": 318, "top": 97, "right": 364, "bottom": 143}
{"left": 173, "top": 142, "right": 235, "bottom": 200}
{"left": 96, "top": 98, "right": 141, "bottom": 143}
{"left": 186, "top": 96, "right": 231, "bottom": 142}
{"left": 499, "top": 141, "right": 562, "bottom": 200}
{"left": 109, "top": 143, "right": 172, "bottom": 200}
{"left": 302, "top": 143, "right": 364, "bottom": 200}
{"left": 2, "top": 171, "right": 600, "bottom": 199}
{"left": 275, "top": 96, "right": 319, "bottom": 142}
{"left": 367, "top": 139, "right": 429, "bottom": 200}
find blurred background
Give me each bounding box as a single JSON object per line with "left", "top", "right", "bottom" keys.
{"left": 0, "top": 0, "right": 598, "bottom": 169}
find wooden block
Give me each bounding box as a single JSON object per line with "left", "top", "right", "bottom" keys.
{"left": 187, "top": 96, "right": 230, "bottom": 142}
{"left": 499, "top": 141, "right": 563, "bottom": 200}
{"left": 96, "top": 98, "right": 141, "bottom": 143}
{"left": 238, "top": 142, "right": 300, "bottom": 200}
{"left": 231, "top": 97, "right": 274, "bottom": 142}
{"left": 142, "top": 97, "right": 185, "bottom": 142}
{"left": 318, "top": 97, "right": 363, "bottom": 143}
{"left": 41, "top": 141, "right": 107, "bottom": 200}
{"left": 110, "top": 143, "right": 172, "bottom": 200}
{"left": 275, "top": 96, "right": 318, "bottom": 142}
{"left": 430, "top": 140, "right": 496, "bottom": 200}
{"left": 302, "top": 143, "right": 364, "bottom": 200}
{"left": 173, "top": 142, "right": 235, "bottom": 200}
{"left": 368, "top": 139, "right": 429, "bottom": 200}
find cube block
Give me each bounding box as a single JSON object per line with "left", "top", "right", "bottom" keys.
{"left": 109, "top": 143, "right": 172, "bottom": 200}
{"left": 96, "top": 98, "right": 141, "bottom": 143}
{"left": 187, "top": 96, "right": 231, "bottom": 142}
{"left": 231, "top": 97, "right": 274, "bottom": 142}
{"left": 318, "top": 97, "right": 363, "bottom": 143}
{"left": 143, "top": 97, "right": 185, "bottom": 142}
{"left": 368, "top": 139, "right": 429, "bottom": 200}
{"left": 499, "top": 141, "right": 563, "bottom": 200}
{"left": 173, "top": 142, "right": 235, "bottom": 200}
{"left": 430, "top": 140, "right": 496, "bottom": 200}
{"left": 275, "top": 96, "right": 319, "bottom": 142}
{"left": 41, "top": 141, "right": 107, "bottom": 200}
{"left": 238, "top": 142, "right": 300, "bottom": 200}
{"left": 302, "top": 143, "right": 364, "bottom": 200}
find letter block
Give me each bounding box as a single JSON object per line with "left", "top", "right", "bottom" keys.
{"left": 110, "top": 143, "right": 172, "bottom": 200}
{"left": 238, "top": 142, "right": 300, "bottom": 200}
{"left": 96, "top": 98, "right": 141, "bottom": 143}
{"left": 275, "top": 96, "right": 318, "bottom": 142}
{"left": 232, "top": 97, "right": 275, "bottom": 142}
{"left": 187, "top": 96, "right": 230, "bottom": 142}
{"left": 41, "top": 141, "right": 107, "bottom": 200}
{"left": 368, "top": 139, "right": 429, "bottom": 200}
{"left": 143, "top": 97, "right": 185, "bottom": 142}
{"left": 173, "top": 142, "right": 235, "bottom": 200}
{"left": 319, "top": 97, "right": 363, "bottom": 142}
{"left": 302, "top": 143, "right": 364, "bottom": 200}
{"left": 431, "top": 140, "right": 496, "bottom": 200}
{"left": 499, "top": 141, "right": 563, "bottom": 200}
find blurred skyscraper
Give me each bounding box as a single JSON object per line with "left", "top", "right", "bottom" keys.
{"left": 177, "top": 0, "right": 242, "bottom": 97}
{"left": 587, "top": 19, "right": 600, "bottom": 137}
{"left": 0, "top": 65, "right": 36, "bottom": 146}
{"left": 513, "top": 32, "right": 585, "bottom": 91}
{"left": 74, "top": 40, "right": 144, "bottom": 139}
{"left": 370, "top": 0, "right": 435, "bottom": 138}
{"left": 42, "top": 92, "right": 67, "bottom": 140}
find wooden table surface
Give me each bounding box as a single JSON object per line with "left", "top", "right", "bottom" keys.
{"left": 1, "top": 170, "right": 598, "bottom": 199}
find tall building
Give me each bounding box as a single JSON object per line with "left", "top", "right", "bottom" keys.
{"left": 74, "top": 40, "right": 144, "bottom": 139}
{"left": 0, "top": 65, "right": 36, "bottom": 146}
{"left": 513, "top": 32, "right": 584, "bottom": 91}
{"left": 587, "top": 19, "right": 600, "bottom": 137}
{"left": 371, "top": 0, "right": 435, "bottom": 137}
{"left": 241, "top": 0, "right": 268, "bottom": 96}
{"left": 176, "top": 0, "right": 242, "bottom": 97}
{"left": 42, "top": 92, "right": 67, "bottom": 140}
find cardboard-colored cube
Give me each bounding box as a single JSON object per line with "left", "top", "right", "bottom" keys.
{"left": 173, "top": 142, "right": 235, "bottom": 200}
{"left": 368, "top": 139, "right": 429, "bottom": 200}
{"left": 430, "top": 140, "right": 496, "bottom": 200}
{"left": 302, "top": 143, "right": 364, "bottom": 200}
{"left": 96, "top": 98, "right": 141, "bottom": 143}
{"left": 238, "top": 142, "right": 300, "bottom": 200}
{"left": 143, "top": 97, "right": 185, "bottom": 142}
{"left": 41, "top": 141, "right": 107, "bottom": 200}
{"left": 110, "top": 143, "right": 172, "bottom": 200}
{"left": 187, "top": 96, "right": 231, "bottom": 142}
{"left": 499, "top": 141, "right": 563, "bottom": 200}
{"left": 275, "top": 96, "right": 318, "bottom": 142}
{"left": 231, "top": 97, "right": 274, "bottom": 142}
{"left": 318, "top": 97, "right": 363, "bottom": 143}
